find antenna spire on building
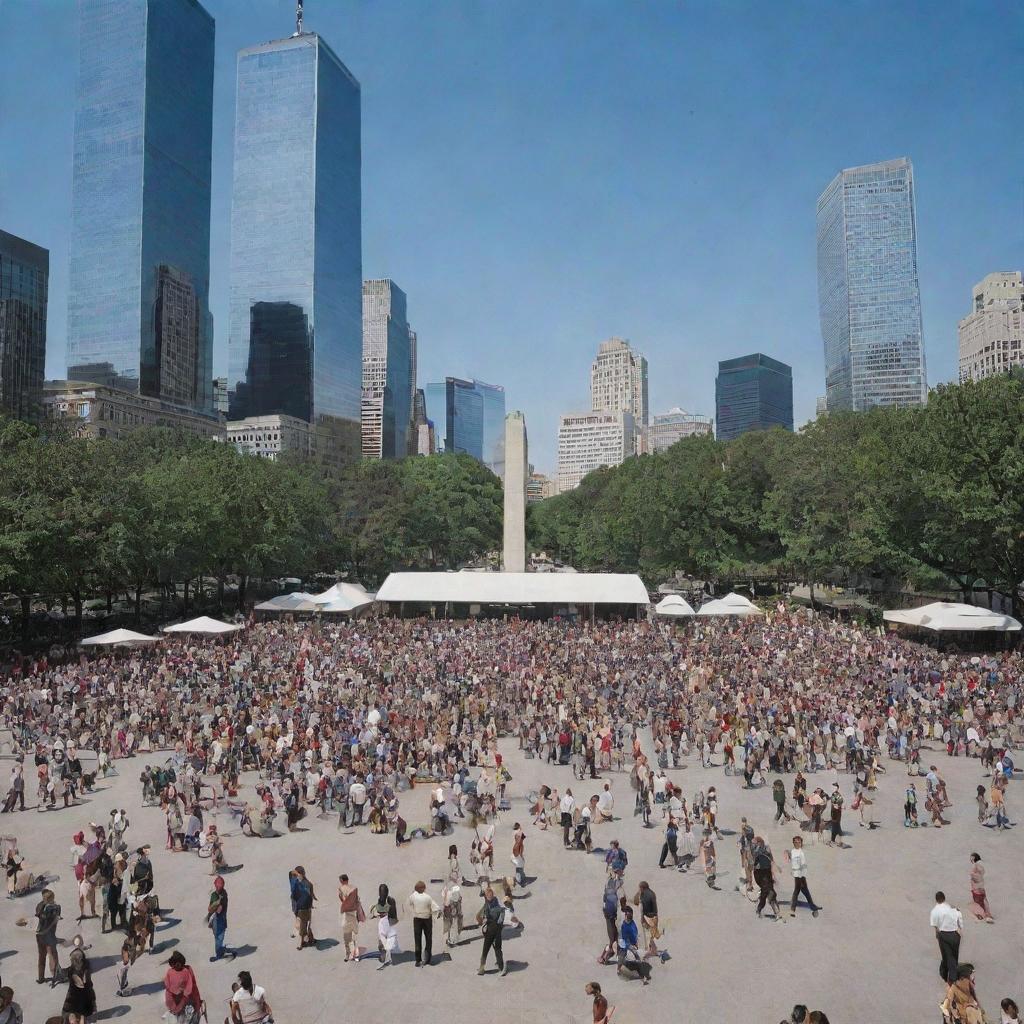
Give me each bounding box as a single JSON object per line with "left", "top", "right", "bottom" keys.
{"left": 295, "top": 0, "right": 304, "bottom": 36}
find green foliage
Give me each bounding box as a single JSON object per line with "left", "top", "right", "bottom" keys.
{"left": 528, "top": 378, "right": 1024, "bottom": 614}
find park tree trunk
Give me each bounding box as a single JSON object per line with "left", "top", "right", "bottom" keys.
{"left": 106, "top": 591, "right": 112, "bottom": 615}
{"left": 217, "top": 576, "right": 225, "bottom": 611}
{"left": 183, "top": 580, "right": 190, "bottom": 614}
{"left": 72, "top": 587, "right": 83, "bottom": 634}
{"left": 238, "top": 575, "right": 248, "bottom": 610}
{"left": 20, "top": 595, "right": 31, "bottom": 647}
{"left": 134, "top": 584, "right": 143, "bottom": 624}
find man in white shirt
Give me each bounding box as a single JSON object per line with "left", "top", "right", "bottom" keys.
{"left": 560, "top": 790, "right": 576, "bottom": 848}
{"left": 407, "top": 881, "right": 441, "bottom": 967}
{"left": 785, "top": 836, "right": 819, "bottom": 917}
{"left": 930, "top": 891, "right": 963, "bottom": 982}
{"left": 349, "top": 778, "right": 367, "bottom": 825}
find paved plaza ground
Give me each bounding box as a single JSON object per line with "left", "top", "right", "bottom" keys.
{"left": 1, "top": 736, "right": 1020, "bottom": 1024}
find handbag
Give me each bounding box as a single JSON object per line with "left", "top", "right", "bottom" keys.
{"left": 356, "top": 901, "right": 366, "bottom": 924}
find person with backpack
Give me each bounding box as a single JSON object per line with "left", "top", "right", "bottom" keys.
{"left": 606, "top": 840, "right": 628, "bottom": 889}
{"left": 659, "top": 817, "right": 679, "bottom": 868}
{"left": 289, "top": 866, "right": 316, "bottom": 950}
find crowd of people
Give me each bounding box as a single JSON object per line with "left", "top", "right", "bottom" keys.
{"left": 0, "top": 606, "right": 1021, "bottom": 1022}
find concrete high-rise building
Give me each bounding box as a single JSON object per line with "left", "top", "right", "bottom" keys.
{"left": 361, "top": 280, "right": 411, "bottom": 459}
{"left": 817, "top": 157, "right": 927, "bottom": 411}
{"left": 227, "top": 28, "right": 362, "bottom": 464}
{"left": 650, "top": 408, "right": 713, "bottom": 452}
{"left": 715, "top": 354, "right": 793, "bottom": 441}
{"left": 502, "top": 412, "right": 528, "bottom": 572}
{"left": 406, "top": 327, "right": 418, "bottom": 454}
{"left": 590, "top": 337, "right": 648, "bottom": 431}
{"left": 958, "top": 272, "right": 1024, "bottom": 382}
{"left": 226, "top": 414, "right": 311, "bottom": 460}
{"left": 0, "top": 229, "right": 48, "bottom": 422}
{"left": 67, "top": 0, "right": 214, "bottom": 413}
{"left": 213, "top": 376, "right": 229, "bottom": 416}
{"left": 557, "top": 410, "right": 634, "bottom": 493}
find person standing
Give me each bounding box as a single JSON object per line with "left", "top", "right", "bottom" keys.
{"left": 634, "top": 881, "right": 660, "bottom": 957}
{"left": 163, "top": 951, "right": 202, "bottom": 1024}
{"left": 477, "top": 887, "right": 508, "bottom": 976}
{"left": 586, "top": 981, "right": 610, "bottom": 1024}
{"left": 659, "top": 817, "right": 679, "bottom": 869}
{"left": 560, "top": 790, "right": 576, "bottom": 848}
{"left": 371, "top": 884, "right": 399, "bottom": 970}
{"left": 511, "top": 824, "right": 527, "bottom": 888}
{"left": 61, "top": 948, "right": 95, "bottom": 1024}
{"left": 599, "top": 882, "right": 619, "bottom": 964}
{"left": 930, "top": 890, "right": 963, "bottom": 983}
{"left": 785, "top": 836, "right": 820, "bottom": 917}
{"left": 827, "top": 784, "right": 843, "bottom": 846}
{"left": 290, "top": 866, "right": 316, "bottom": 950}
{"left": 752, "top": 838, "right": 782, "bottom": 920}
{"left": 34, "top": 889, "right": 61, "bottom": 986}
{"left": 967, "top": 855, "right": 994, "bottom": 924}
{"left": 207, "top": 876, "right": 235, "bottom": 962}
{"left": 338, "top": 874, "right": 362, "bottom": 962}
{"left": 407, "top": 881, "right": 440, "bottom": 967}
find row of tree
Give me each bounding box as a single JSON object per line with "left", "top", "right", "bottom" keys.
{"left": 0, "top": 420, "right": 503, "bottom": 639}
{"left": 528, "top": 375, "right": 1024, "bottom": 617}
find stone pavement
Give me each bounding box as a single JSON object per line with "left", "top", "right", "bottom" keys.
{"left": 1, "top": 738, "right": 1020, "bottom": 1024}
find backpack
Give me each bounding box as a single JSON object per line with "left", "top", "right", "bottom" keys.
{"left": 602, "top": 891, "right": 618, "bottom": 919}
{"left": 294, "top": 880, "right": 313, "bottom": 911}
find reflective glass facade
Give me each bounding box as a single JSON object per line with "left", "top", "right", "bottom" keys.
{"left": 474, "top": 378, "right": 506, "bottom": 479}
{"left": 816, "top": 158, "right": 927, "bottom": 411}
{"left": 715, "top": 353, "right": 793, "bottom": 441}
{"left": 228, "top": 33, "right": 362, "bottom": 451}
{"left": 67, "top": 0, "right": 214, "bottom": 412}
{"left": 0, "top": 230, "right": 49, "bottom": 422}
{"left": 425, "top": 377, "right": 484, "bottom": 460}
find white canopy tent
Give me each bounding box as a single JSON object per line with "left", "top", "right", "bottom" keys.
{"left": 696, "top": 592, "right": 763, "bottom": 617}
{"left": 308, "top": 582, "right": 375, "bottom": 613}
{"left": 376, "top": 570, "right": 649, "bottom": 607}
{"left": 655, "top": 595, "right": 696, "bottom": 618}
{"left": 883, "top": 602, "right": 1022, "bottom": 633}
{"left": 162, "top": 616, "right": 241, "bottom": 635}
{"left": 254, "top": 593, "right": 320, "bottom": 613}
{"left": 80, "top": 628, "right": 160, "bottom": 647}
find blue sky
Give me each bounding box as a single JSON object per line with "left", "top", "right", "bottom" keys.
{"left": 1, "top": 0, "right": 1021, "bottom": 473}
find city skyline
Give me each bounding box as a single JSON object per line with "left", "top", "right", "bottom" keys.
{"left": 2, "top": 1, "right": 1022, "bottom": 472}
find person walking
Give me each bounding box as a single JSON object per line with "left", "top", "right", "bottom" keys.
{"left": 599, "top": 881, "right": 619, "bottom": 964}
{"left": 930, "top": 890, "right": 963, "bottom": 983}
{"left": 338, "top": 874, "right": 362, "bottom": 962}
{"left": 407, "top": 881, "right": 440, "bottom": 967}
{"left": 827, "top": 784, "right": 843, "bottom": 846}
{"left": 34, "top": 889, "right": 61, "bottom": 986}
{"left": 752, "top": 837, "right": 783, "bottom": 920}
{"left": 773, "top": 779, "right": 793, "bottom": 823}
{"left": 371, "top": 884, "right": 399, "bottom": 970}
{"left": 634, "top": 881, "right": 660, "bottom": 957}
{"left": 967, "top": 854, "right": 994, "bottom": 924}
{"left": 289, "top": 866, "right": 316, "bottom": 950}
{"left": 207, "top": 876, "right": 235, "bottom": 962}
{"left": 785, "top": 836, "right": 820, "bottom": 917}
{"left": 659, "top": 816, "right": 679, "bottom": 869}
{"left": 61, "top": 948, "right": 95, "bottom": 1024}
{"left": 477, "top": 887, "right": 508, "bottom": 976}
{"left": 560, "top": 790, "right": 576, "bottom": 848}
{"left": 586, "top": 981, "right": 611, "bottom": 1024}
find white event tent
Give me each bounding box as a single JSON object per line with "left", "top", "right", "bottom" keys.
{"left": 162, "top": 616, "right": 241, "bottom": 635}
{"left": 80, "top": 628, "right": 159, "bottom": 647}
{"left": 255, "top": 583, "right": 376, "bottom": 616}
{"left": 696, "top": 592, "right": 763, "bottom": 617}
{"left": 655, "top": 595, "right": 696, "bottom": 618}
{"left": 883, "top": 602, "right": 1022, "bottom": 633}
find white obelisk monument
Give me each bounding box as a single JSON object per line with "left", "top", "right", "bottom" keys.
{"left": 502, "top": 411, "right": 527, "bottom": 572}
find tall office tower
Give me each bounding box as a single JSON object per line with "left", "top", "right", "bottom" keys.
{"left": 590, "top": 337, "right": 649, "bottom": 429}
{"left": 474, "top": 379, "right": 506, "bottom": 479}
{"left": 360, "top": 280, "right": 411, "bottom": 459}
{"left": 67, "top": 0, "right": 214, "bottom": 413}
{"left": 227, "top": 29, "right": 362, "bottom": 463}
{"left": 817, "top": 157, "right": 927, "bottom": 411}
{"left": 557, "top": 410, "right": 635, "bottom": 493}
{"left": 424, "top": 377, "right": 483, "bottom": 459}
{"left": 958, "top": 272, "right": 1024, "bottom": 382}
{"left": 715, "top": 354, "right": 793, "bottom": 441}
{"left": 0, "top": 230, "right": 49, "bottom": 422}
{"left": 406, "top": 327, "right": 418, "bottom": 454}
{"left": 410, "top": 388, "right": 432, "bottom": 455}
{"left": 502, "top": 412, "right": 528, "bottom": 572}
{"left": 650, "top": 408, "right": 713, "bottom": 452}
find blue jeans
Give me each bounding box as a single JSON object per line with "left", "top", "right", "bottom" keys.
{"left": 213, "top": 922, "right": 227, "bottom": 958}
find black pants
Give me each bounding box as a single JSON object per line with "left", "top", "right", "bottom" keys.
{"left": 620, "top": 957, "right": 652, "bottom": 980}
{"left": 830, "top": 814, "right": 842, "bottom": 842}
{"left": 659, "top": 838, "right": 678, "bottom": 867}
{"left": 754, "top": 869, "right": 777, "bottom": 913}
{"left": 413, "top": 917, "right": 433, "bottom": 965}
{"left": 481, "top": 925, "right": 504, "bottom": 969}
{"left": 937, "top": 930, "right": 960, "bottom": 982}
{"left": 790, "top": 877, "right": 817, "bottom": 911}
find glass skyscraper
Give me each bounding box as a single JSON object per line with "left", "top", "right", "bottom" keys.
{"left": 227, "top": 32, "right": 362, "bottom": 461}
{"left": 715, "top": 353, "right": 793, "bottom": 441}
{"left": 474, "top": 378, "right": 506, "bottom": 480}
{"left": 0, "top": 229, "right": 49, "bottom": 422}
{"left": 817, "top": 157, "right": 927, "bottom": 411}
{"left": 425, "top": 378, "right": 484, "bottom": 461}
{"left": 67, "top": 0, "right": 214, "bottom": 413}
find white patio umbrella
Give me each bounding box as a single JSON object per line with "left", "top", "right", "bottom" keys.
{"left": 80, "top": 628, "right": 159, "bottom": 647}
{"left": 655, "top": 595, "right": 696, "bottom": 617}
{"left": 696, "top": 592, "right": 763, "bottom": 617}
{"left": 883, "top": 602, "right": 1021, "bottom": 632}
{"left": 162, "top": 616, "right": 241, "bottom": 634}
